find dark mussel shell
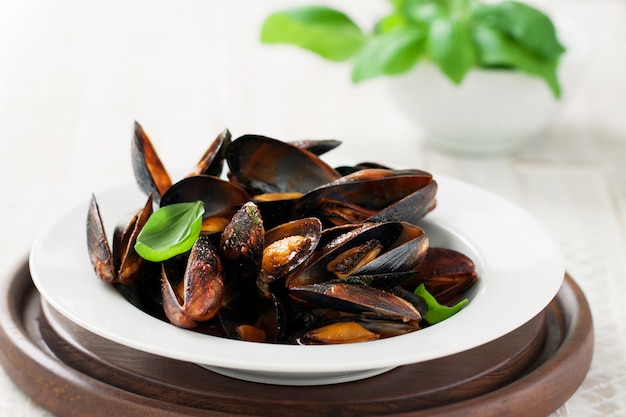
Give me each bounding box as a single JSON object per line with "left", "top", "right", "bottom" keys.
{"left": 284, "top": 222, "right": 406, "bottom": 289}
{"left": 86, "top": 193, "right": 153, "bottom": 285}
{"left": 341, "top": 223, "right": 429, "bottom": 288}
{"left": 290, "top": 282, "right": 422, "bottom": 323}
{"left": 334, "top": 162, "right": 392, "bottom": 176}
{"left": 296, "top": 316, "right": 421, "bottom": 344}
{"left": 401, "top": 247, "right": 479, "bottom": 306}
{"left": 294, "top": 169, "right": 436, "bottom": 226}
{"left": 219, "top": 202, "right": 265, "bottom": 285}
{"left": 161, "top": 234, "right": 225, "bottom": 329}
{"left": 350, "top": 222, "right": 428, "bottom": 276}
{"left": 251, "top": 193, "right": 301, "bottom": 231}
{"left": 86, "top": 195, "right": 115, "bottom": 284}
{"left": 131, "top": 121, "right": 172, "bottom": 204}
{"left": 260, "top": 217, "right": 322, "bottom": 284}
{"left": 288, "top": 138, "right": 342, "bottom": 156}
{"left": 226, "top": 134, "right": 341, "bottom": 195}
{"left": 160, "top": 175, "right": 250, "bottom": 232}
{"left": 187, "top": 128, "right": 232, "bottom": 178}
{"left": 367, "top": 181, "right": 437, "bottom": 225}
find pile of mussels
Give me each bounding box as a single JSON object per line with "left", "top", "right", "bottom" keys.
{"left": 87, "top": 122, "right": 478, "bottom": 345}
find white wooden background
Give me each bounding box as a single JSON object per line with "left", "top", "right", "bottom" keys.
{"left": 1, "top": 0, "right": 625, "bottom": 416}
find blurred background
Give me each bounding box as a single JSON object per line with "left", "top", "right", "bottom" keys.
{"left": 1, "top": 0, "right": 625, "bottom": 416}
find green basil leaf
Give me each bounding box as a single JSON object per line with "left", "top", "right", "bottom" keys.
{"left": 352, "top": 27, "right": 424, "bottom": 82}
{"left": 428, "top": 16, "right": 476, "bottom": 84}
{"left": 134, "top": 201, "right": 205, "bottom": 262}
{"left": 375, "top": 12, "right": 408, "bottom": 34}
{"left": 473, "top": 24, "right": 561, "bottom": 97}
{"left": 473, "top": 1, "right": 565, "bottom": 60}
{"left": 414, "top": 283, "right": 468, "bottom": 324}
{"left": 260, "top": 6, "right": 366, "bottom": 61}
{"left": 403, "top": 0, "right": 443, "bottom": 24}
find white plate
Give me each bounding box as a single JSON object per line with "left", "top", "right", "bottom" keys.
{"left": 29, "top": 175, "right": 564, "bottom": 385}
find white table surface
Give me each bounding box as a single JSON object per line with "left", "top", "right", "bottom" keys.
{"left": 1, "top": 0, "right": 624, "bottom": 416}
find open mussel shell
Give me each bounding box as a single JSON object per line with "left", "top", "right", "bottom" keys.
{"left": 367, "top": 180, "right": 437, "bottom": 225}
{"left": 401, "top": 247, "right": 479, "bottom": 306}
{"left": 285, "top": 221, "right": 411, "bottom": 289}
{"left": 226, "top": 134, "right": 341, "bottom": 195}
{"left": 86, "top": 195, "right": 116, "bottom": 284}
{"left": 160, "top": 175, "right": 250, "bottom": 233}
{"left": 350, "top": 222, "right": 428, "bottom": 277}
{"left": 86, "top": 193, "right": 153, "bottom": 285}
{"left": 296, "top": 316, "right": 421, "bottom": 345}
{"left": 334, "top": 162, "right": 392, "bottom": 176}
{"left": 288, "top": 138, "right": 341, "bottom": 156}
{"left": 187, "top": 128, "right": 232, "bottom": 178}
{"left": 161, "top": 234, "right": 226, "bottom": 329}
{"left": 294, "top": 168, "right": 437, "bottom": 226}
{"left": 111, "top": 194, "right": 154, "bottom": 284}
{"left": 131, "top": 121, "right": 172, "bottom": 205}
{"left": 260, "top": 217, "right": 322, "bottom": 284}
{"left": 299, "top": 321, "right": 380, "bottom": 344}
{"left": 289, "top": 282, "right": 422, "bottom": 323}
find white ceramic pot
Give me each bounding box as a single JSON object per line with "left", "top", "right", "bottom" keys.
{"left": 385, "top": 17, "right": 588, "bottom": 156}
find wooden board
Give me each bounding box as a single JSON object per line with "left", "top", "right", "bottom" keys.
{"left": 0, "top": 257, "right": 593, "bottom": 417}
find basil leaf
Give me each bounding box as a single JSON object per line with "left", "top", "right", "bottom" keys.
{"left": 134, "top": 201, "right": 205, "bottom": 262}
{"left": 352, "top": 27, "right": 424, "bottom": 82}
{"left": 428, "top": 16, "right": 476, "bottom": 84}
{"left": 260, "top": 6, "right": 366, "bottom": 61}
{"left": 473, "top": 1, "right": 565, "bottom": 60}
{"left": 375, "top": 12, "right": 408, "bottom": 34}
{"left": 403, "top": 0, "right": 443, "bottom": 24}
{"left": 414, "top": 284, "right": 468, "bottom": 324}
{"left": 473, "top": 24, "right": 561, "bottom": 97}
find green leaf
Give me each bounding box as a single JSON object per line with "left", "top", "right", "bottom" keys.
{"left": 260, "top": 6, "right": 366, "bottom": 62}
{"left": 403, "top": 0, "right": 443, "bottom": 24}
{"left": 428, "top": 16, "right": 476, "bottom": 84}
{"left": 375, "top": 12, "right": 409, "bottom": 34}
{"left": 414, "top": 284, "right": 468, "bottom": 324}
{"left": 472, "top": 1, "right": 565, "bottom": 60}
{"left": 473, "top": 24, "right": 561, "bottom": 97}
{"left": 352, "top": 27, "right": 424, "bottom": 82}
{"left": 134, "top": 201, "right": 205, "bottom": 262}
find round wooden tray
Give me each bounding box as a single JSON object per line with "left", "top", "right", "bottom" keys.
{"left": 0, "top": 257, "right": 593, "bottom": 417}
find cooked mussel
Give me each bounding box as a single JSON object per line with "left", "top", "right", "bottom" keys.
{"left": 294, "top": 169, "right": 437, "bottom": 226}
{"left": 401, "top": 247, "right": 479, "bottom": 306}
{"left": 260, "top": 217, "right": 322, "bottom": 284}
{"left": 86, "top": 193, "right": 153, "bottom": 284}
{"left": 219, "top": 202, "right": 265, "bottom": 285}
{"left": 226, "top": 134, "right": 341, "bottom": 195}
{"left": 132, "top": 121, "right": 232, "bottom": 204}
{"left": 160, "top": 234, "right": 225, "bottom": 329}
{"left": 289, "top": 282, "right": 422, "bottom": 323}
{"left": 160, "top": 175, "right": 250, "bottom": 234}
{"left": 131, "top": 122, "right": 172, "bottom": 205}
{"left": 285, "top": 221, "right": 426, "bottom": 289}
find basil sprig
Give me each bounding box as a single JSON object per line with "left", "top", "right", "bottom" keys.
{"left": 414, "top": 283, "right": 468, "bottom": 324}
{"left": 261, "top": 0, "right": 566, "bottom": 97}
{"left": 135, "top": 201, "right": 205, "bottom": 262}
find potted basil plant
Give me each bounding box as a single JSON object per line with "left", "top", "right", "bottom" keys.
{"left": 261, "top": 0, "right": 575, "bottom": 155}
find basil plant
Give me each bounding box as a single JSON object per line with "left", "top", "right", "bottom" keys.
{"left": 261, "top": 0, "right": 566, "bottom": 98}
